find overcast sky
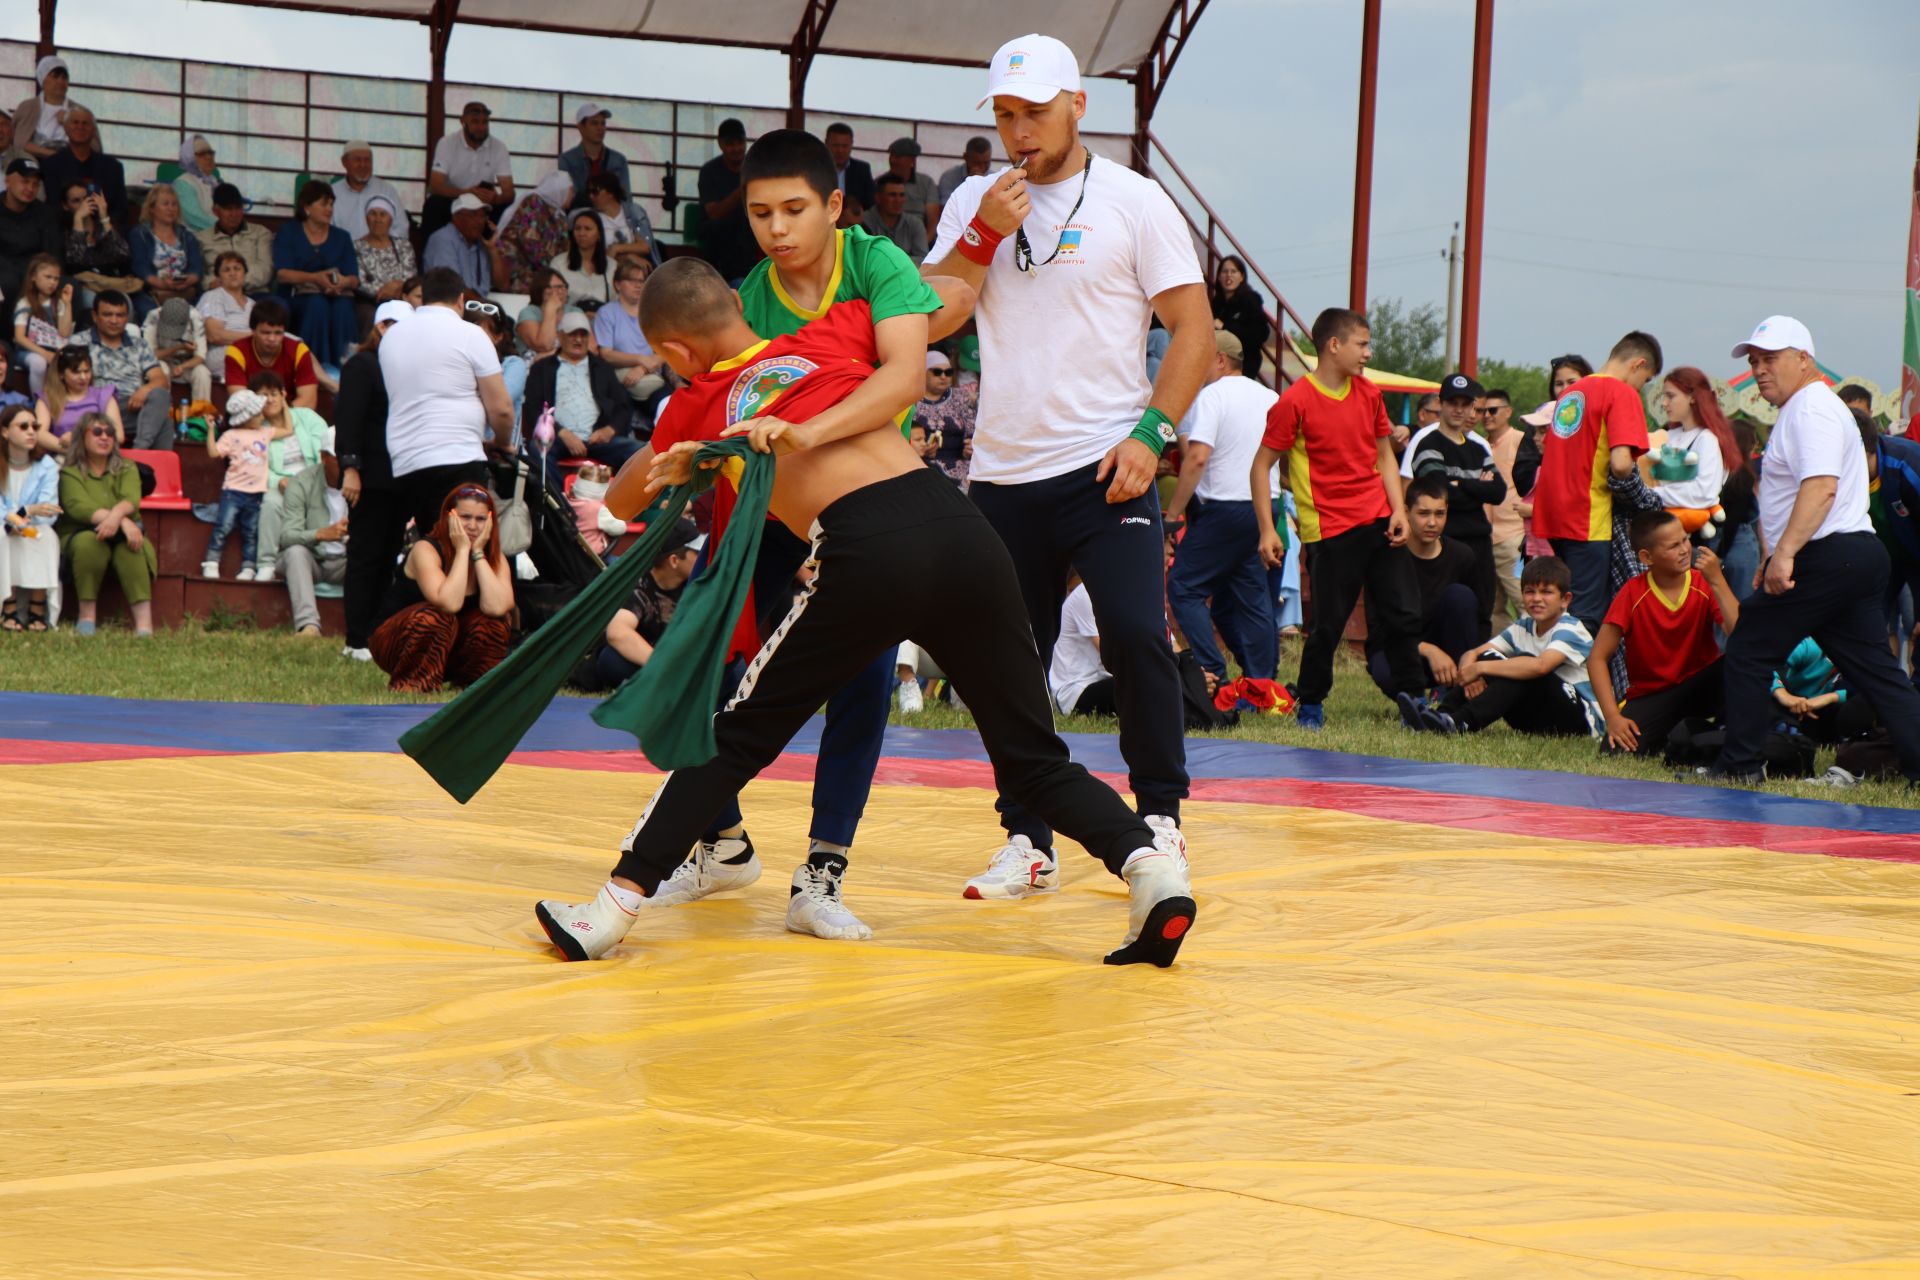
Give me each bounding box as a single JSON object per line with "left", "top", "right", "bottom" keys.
{"left": 8, "top": 0, "right": 1916, "bottom": 384}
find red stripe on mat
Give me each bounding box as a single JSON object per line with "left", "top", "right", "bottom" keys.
{"left": 0, "top": 739, "right": 236, "bottom": 765}
{"left": 507, "top": 749, "right": 1920, "bottom": 863}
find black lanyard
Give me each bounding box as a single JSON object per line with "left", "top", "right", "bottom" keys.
{"left": 1014, "top": 151, "right": 1093, "bottom": 274}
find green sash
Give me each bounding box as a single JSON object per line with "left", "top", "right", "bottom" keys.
{"left": 400, "top": 438, "right": 773, "bottom": 802}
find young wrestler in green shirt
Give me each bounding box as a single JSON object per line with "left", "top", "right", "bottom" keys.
{"left": 634, "top": 129, "right": 975, "bottom": 943}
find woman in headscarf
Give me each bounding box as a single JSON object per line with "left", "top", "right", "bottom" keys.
{"left": 352, "top": 194, "right": 417, "bottom": 337}
{"left": 13, "top": 55, "right": 73, "bottom": 160}
{"left": 493, "top": 171, "right": 575, "bottom": 293}
{"left": 171, "top": 134, "right": 221, "bottom": 231}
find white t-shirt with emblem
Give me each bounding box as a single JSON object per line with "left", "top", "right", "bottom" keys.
{"left": 1181, "top": 374, "right": 1280, "bottom": 501}
{"left": 1759, "top": 379, "right": 1872, "bottom": 547}
{"left": 931, "top": 155, "right": 1202, "bottom": 484}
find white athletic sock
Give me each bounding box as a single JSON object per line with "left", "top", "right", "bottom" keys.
{"left": 714, "top": 825, "right": 745, "bottom": 840}
{"left": 604, "top": 881, "right": 646, "bottom": 913}
{"left": 809, "top": 840, "right": 850, "bottom": 857}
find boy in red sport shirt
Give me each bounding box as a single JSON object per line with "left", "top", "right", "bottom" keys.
{"left": 533, "top": 257, "right": 1195, "bottom": 969}
{"left": 1587, "top": 510, "right": 1741, "bottom": 756}
{"left": 1251, "top": 306, "right": 1422, "bottom": 731}
{"left": 1532, "top": 330, "right": 1662, "bottom": 631}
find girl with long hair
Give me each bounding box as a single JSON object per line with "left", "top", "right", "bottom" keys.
{"left": 33, "top": 345, "right": 119, "bottom": 453}
{"left": 1652, "top": 366, "right": 1743, "bottom": 528}
{"left": 367, "top": 482, "right": 515, "bottom": 691}
{"left": 552, "top": 208, "right": 612, "bottom": 306}
{"left": 11, "top": 253, "right": 72, "bottom": 396}
{"left": 1209, "top": 255, "right": 1270, "bottom": 383}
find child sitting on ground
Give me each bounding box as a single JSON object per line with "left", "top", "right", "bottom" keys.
{"left": 568, "top": 462, "right": 630, "bottom": 556}
{"left": 1772, "top": 636, "right": 1877, "bottom": 744}
{"left": 1587, "top": 509, "right": 1740, "bottom": 756}
{"left": 201, "top": 388, "right": 272, "bottom": 580}
{"left": 1424, "top": 555, "right": 1601, "bottom": 737}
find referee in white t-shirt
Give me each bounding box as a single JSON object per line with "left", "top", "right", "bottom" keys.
{"left": 1712, "top": 316, "right": 1920, "bottom": 781}
{"left": 925, "top": 34, "right": 1215, "bottom": 897}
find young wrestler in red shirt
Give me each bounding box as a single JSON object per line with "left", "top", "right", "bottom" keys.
{"left": 535, "top": 258, "right": 1195, "bottom": 968}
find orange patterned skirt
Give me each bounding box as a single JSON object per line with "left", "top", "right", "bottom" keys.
{"left": 369, "top": 602, "right": 512, "bottom": 693}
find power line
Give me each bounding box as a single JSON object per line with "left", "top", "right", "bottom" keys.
{"left": 1488, "top": 224, "right": 1891, "bottom": 268}
{"left": 1482, "top": 253, "right": 1895, "bottom": 298}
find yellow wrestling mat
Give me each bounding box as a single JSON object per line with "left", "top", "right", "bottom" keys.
{"left": 6, "top": 751, "right": 1920, "bottom": 1277}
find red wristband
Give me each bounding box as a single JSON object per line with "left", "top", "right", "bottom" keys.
{"left": 955, "top": 214, "right": 1005, "bottom": 265}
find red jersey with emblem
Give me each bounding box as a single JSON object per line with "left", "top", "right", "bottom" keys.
{"left": 1602, "top": 569, "right": 1724, "bottom": 698}
{"left": 1261, "top": 373, "right": 1392, "bottom": 542}
{"left": 1532, "top": 374, "right": 1651, "bottom": 542}
{"left": 650, "top": 300, "right": 879, "bottom": 658}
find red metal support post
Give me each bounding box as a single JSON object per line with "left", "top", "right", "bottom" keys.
{"left": 1130, "top": 0, "right": 1212, "bottom": 174}
{"left": 787, "top": 0, "right": 840, "bottom": 130}
{"left": 38, "top": 0, "right": 59, "bottom": 59}
{"left": 1349, "top": 0, "right": 1382, "bottom": 313}
{"left": 1458, "top": 0, "right": 1494, "bottom": 378}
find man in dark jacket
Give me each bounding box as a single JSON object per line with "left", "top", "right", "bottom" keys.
{"left": 335, "top": 300, "right": 410, "bottom": 660}
{"left": 521, "top": 311, "right": 640, "bottom": 481}
{"left": 0, "top": 158, "right": 59, "bottom": 313}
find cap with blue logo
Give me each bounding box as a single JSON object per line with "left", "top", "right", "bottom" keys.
{"left": 979, "top": 34, "right": 1082, "bottom": 109}
{"left": 1730, "top": 315, "right": 1815, "bottom": 360}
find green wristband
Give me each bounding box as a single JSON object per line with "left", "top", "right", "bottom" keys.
{"left": 1129, "top": 406, "right": 1177, "bottom": 456}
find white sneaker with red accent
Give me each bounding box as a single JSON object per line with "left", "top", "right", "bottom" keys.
{"left": 535, "top": 885, "right": 639, "bottom": 961}
{"left": 1103, "top": 840, "right": 1196, "bottom": 968}
{"left": 962, "top": 835, "right": 1059, "bottom": 900}
{"left": 1144, "top": 814, "right": 1187, "bottom": 865}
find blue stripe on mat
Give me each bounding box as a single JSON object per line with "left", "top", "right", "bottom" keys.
{"left": 5, "top": 691, "right": 1917, "bottom": 835}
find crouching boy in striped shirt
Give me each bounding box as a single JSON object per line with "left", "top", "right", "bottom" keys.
{"left": 1422, "top": 555, "right": 1604, "bottom": 737}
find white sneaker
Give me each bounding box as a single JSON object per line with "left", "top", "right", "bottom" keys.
{"left": 236, "top": 567, "right": 257, "bottom": 581}
{"left": 1144, "top": 814, "right": 1187, "bottom": 865}
{"left": 341, "top": 646, "right": 372, "bottom": 662}
{"left": 535, "top": 884, "right": 639, "bottom": 961}
{"left": 644, "top": 834, "right": 762, "bottom": 908}
{"left": 1103, "top": 841, "right": 1197, "bottom": 968}
{"left": 200, "top": 560, "right": 220, "bottom": 578}
{"left": 897, "top": 679, "right": 925, "bottom": 715}
{"left": 255, "top": 566, "right": 276, "bottom": 583}
{"left": 962, "top": 834, "right": 1059, "bottom": 900}
{"left": 786, "top": 858, "right": 873, "bottom": 940}
{"left": 1812, "top": 765, "right": 1861, "bottom": 789}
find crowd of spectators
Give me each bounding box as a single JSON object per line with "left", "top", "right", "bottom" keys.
{"left": 4, "top": 73, "right": 1916, "bottom": 796}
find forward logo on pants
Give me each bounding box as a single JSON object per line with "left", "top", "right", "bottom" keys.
{"left": 1120, "top": 516, "right": 1152, "bottom": 527}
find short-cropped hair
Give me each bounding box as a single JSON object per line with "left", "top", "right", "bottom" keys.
{"left": 741, "top": 129, "right": 838, "bottom": 204}
{"left": 640, "top": 257, "right": 737, "bottom": 347}
{"left": 1629, "top": 508, "right": 1680, "bottom": 552}
{"left": 1310, "top": 306, "right": 1368, "bottom": 353}
{"left": 1405, "top": 473, "right": 1450, "bottom": 506}
{"left": 250, "top": 296, "right": 291, "bottom": 330}
{"left": 1610, "top": 330, "right": 1663, "bottom": 376}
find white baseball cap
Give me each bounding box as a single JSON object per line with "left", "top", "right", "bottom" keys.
{"left": 1731, "top": 314, "right": 1816, "bottom": 359}
{"left": 557, "top": 310, "right": 592, "bottom": 334}
{"left": 574, "top": 102, "right": 611, "bottom": 126}
{"left": 450, "top": 192, "right": 488, "bottom": 215}
{"left": 978, "top": 34, "right": 1082, "bottom": 109}
{"left": 374, "top": 299, "right": 412, "bottom": 327}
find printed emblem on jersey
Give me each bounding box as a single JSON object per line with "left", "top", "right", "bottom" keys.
{"left": 1058, "top": 229, "right": 1084, "bottom": 255}
{"left": 1552, "top": 390, "right": 1586, "bottom": 440}
{"left": 727, "top": 354, "right": 819, "bottom": 424}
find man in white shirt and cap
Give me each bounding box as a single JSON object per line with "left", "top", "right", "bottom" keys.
{"left": 331, "top": 140, "right": 410, "bottom": 241}
{"left": 1708, "top": 315, "right": 1920, "bottom": 782}
{"left": 924, "top": 33, "right": 1212, "bottom": 913}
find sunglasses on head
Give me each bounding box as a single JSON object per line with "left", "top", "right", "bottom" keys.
{"left": 464, "top": 300, "right": 501, "bottom": 317}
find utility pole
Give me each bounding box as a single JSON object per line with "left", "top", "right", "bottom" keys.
{"left": 1458, "top": 0, "right": 1496, "bottom": 377}
{"left": 1443, "top": 222, "right": 1460, "bottom": 370}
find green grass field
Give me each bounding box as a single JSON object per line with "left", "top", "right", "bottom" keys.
{"left": 4, "top": 622, "right": 1913, "bottom": 811}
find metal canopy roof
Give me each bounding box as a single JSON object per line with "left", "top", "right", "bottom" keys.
{"left": 181, "top": 0, "right": 1190, "bottom": 78}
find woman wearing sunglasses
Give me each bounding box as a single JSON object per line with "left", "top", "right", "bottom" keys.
{"left": 56, "top": 410, "right": 156, "bottom": 635}
{"left": 367, "top": 482, "right": 514, "bottom": 691}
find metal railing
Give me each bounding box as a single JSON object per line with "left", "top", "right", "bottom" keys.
{"left": 0, "top": 38, "right": 1128, "bottom": 234}
{"left": 1136, "top": 127, "right": 1310, "bottom": 387}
